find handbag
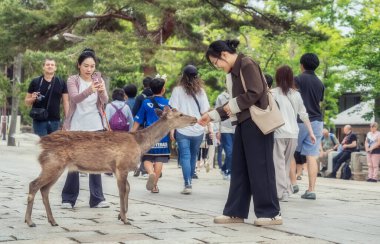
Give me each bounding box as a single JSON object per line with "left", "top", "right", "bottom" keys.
{"left": 239, "top": 69, "right": 284, "bottom": 135}
{"left": 29, "top": 77, "right": 56, "bottom": 121}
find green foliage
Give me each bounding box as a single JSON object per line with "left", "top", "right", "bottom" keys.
{"left": 0, "top": 0, "right": 376, "bottom": 126}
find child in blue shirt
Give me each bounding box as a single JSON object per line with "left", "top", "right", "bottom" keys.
{"left": 131, "top": 77, "right": 169, "bottom": 193}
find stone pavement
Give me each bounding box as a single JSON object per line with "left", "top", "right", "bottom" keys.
{"left": 0, "top": 141, "right": 379, "bottom": 243}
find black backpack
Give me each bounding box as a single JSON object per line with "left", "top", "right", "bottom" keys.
{"left": 340, "top": 162, "right": 352, "bottom": 180}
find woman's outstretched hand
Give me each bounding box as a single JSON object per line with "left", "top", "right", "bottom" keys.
{"left": 198, "top": 113, "right": 211, "bottom": 126}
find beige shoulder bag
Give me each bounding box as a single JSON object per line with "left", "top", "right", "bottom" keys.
{"left": 239, "top": 69, "right": 285, "bottom": 135}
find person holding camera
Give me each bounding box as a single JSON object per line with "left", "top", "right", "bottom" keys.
{"left": 25, "top": 58, "right": 69, "bottom": 136}
{"left": 60, "top": 48, "right": 110, "bottom": 209}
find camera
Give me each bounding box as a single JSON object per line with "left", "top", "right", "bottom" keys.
{"left": 36, "top": 94, "right": 45, "bottom": 102}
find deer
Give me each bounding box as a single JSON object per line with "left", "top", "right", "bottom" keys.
{"left": 24, "top": 106, "right": 197, "bottom": 227}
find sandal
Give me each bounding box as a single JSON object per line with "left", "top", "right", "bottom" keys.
{"left": 151, "top": 185, "right": 159, "bottom": 193}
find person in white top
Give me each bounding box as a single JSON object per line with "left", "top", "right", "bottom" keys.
{"left": 365, "top": 122, "right": 380, "bottom": 182}
{"left": 61, "top": 48, "right": 110, "bottom": 209}
{"left": 169, "top": 65, "right": 211, "bottom": 194}
{"left": 271, "top": 65, "right": 315, "bottom": 201}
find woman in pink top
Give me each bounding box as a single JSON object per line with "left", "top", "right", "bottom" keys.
{"left": 61, "top": 48, "right": 110, "bottom": 209}
{"left": 365, "top": 122, "right": 380, "bottom": 182}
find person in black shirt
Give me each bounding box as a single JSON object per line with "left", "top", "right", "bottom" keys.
{"left": 25, "top": 58, "right": 68, "bottom": 136}
{"left": 327, "top": 125, "right": 357, "bottom": 178}
{"left": 293, "top": 53, "right": 324, "bottom": 200}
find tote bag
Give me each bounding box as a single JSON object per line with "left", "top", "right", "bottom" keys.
{"left": 239, "top": 69, "right": 284, "bottom": 135}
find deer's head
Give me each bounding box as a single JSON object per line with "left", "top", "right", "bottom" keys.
{"left": 156, "top": 106, "right": 197, "bottom": 129}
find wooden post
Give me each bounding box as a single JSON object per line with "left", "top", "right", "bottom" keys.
{"left": 7, "top": 53, "right": 22, "bottom": 146}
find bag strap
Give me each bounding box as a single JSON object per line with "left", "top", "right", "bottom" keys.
{"left": 45, "top": 77, "right": 56, "bottom": 110}
{"left": 149, "top": 97, "right": 162, "bottom": 110}
{"left": 190, "top": 93, "right": 202, "bottom": 115}
{"left": 111, "top": 103, "right": 126, "bottom": 112}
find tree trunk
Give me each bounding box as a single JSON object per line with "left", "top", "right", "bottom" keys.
{"left": 7, "top": 53, "right": 22, "bottom": 146}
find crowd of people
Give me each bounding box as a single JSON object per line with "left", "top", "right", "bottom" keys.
{"left": 24, "top": 40, "right": 379, "bottom": 227}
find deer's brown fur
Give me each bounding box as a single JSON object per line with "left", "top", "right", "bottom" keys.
{"left": 24, "top": 107, "right": 197, "bottom": 227}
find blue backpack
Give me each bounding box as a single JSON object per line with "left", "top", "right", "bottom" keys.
{"left": 109, "top": 103, "right": 129, "bottom": 131}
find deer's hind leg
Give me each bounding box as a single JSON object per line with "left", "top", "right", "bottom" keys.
{"left": 115, "top": 169, "right": 130, "bottom": 225}
{"left": 40, "top": 165, "right": 66, "bottom": 226}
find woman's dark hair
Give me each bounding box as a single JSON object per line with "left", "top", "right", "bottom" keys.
{"left": 205, "top": 39, "right": 240, "bottom": 66}
{"left": 178, "top": 65, "right": 204, "bottom": 95}
{"left": 275, "top": 65, "right": 295, "bottom": 95}
{"left": 77, "top": 48, "right": 99, "bottom": 67}
{"left": 150, "top": 78, "right": 166, "bottom": 95}
{"left": 123, "top": 84, "right": 138, "bottom": 98}
{"left": 112, "top": 88, "right": 126, "bottom": 101}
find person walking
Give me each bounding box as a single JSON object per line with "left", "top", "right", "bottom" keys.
{"left": 365, "top": 122, "right": 380, "bottom": 182}
{"left": 25, "top": 58, "right": 69, "bottom": 136}
{"left": 131, "top": 78, "right": 169, "bottom": 193}
{"left": 199, "top": 39, "right": 281, "bottom": 226}
{"left": 123, "top": 84, "right": 138, "bottom": 110}
{"left": 132, "top": 77, "right": 153, "bottom": 177}
{"left": 61, "top": 48, "right": 110, "bottom": 209}
{"left": 169, "top": 65, "right": 211, "bottom": 195}
{"left": 271, "top": 65, "right": 315, "bottom": 202}
{"left": 215, "top": 90, "right": 235, "bottom": 180}
{"left": 293, "top": 53, "right": 325, "bottom": 200}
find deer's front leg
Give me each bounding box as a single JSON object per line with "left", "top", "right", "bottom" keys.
{"left": 116, "top": 173, "right": 129, "bottom": 224}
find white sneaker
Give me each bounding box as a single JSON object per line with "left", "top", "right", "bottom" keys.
{"left": 254, "top": 213, "right": 283, "bottom": 226}
{"left": 61, "top": 203, "right": 73, "bottom": 209}
{"left": 93, "top": 201, "right": 110, "bottom": 208}
{"left": 181, "top": 186, "right": 192, "bottom": 195}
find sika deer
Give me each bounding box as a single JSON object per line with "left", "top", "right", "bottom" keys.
{"left": 25, "top": 107, "right": 197, "bottom": 227}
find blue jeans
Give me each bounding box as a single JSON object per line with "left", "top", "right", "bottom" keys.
{"left": 221, "top": 133, "right": 234, "bottom": 175}
{"left": 175, "top": 131, "right": 203, "bottom": 187}
{"left": 217, "top": 145, "right": 224, "bottom": 171}
{"left": 32, "top": 120, "right": 60, "bottom": 137}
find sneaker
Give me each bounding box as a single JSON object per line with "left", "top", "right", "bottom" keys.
{"left": 254, "top": 213, "right": 283, "bottom": 226}
{"left": 296, "top": 176, "right": 302, "bottom": 180}
{"left": 214, "top": 215, "right": 244, "bottom": 224}
{"left": 291, "top": 184, "right": 299, "bottom": 194}
{"left": 321, "top": 166, "right": 327, "bottom": 172}
{"left": 223, "top": 174, "right": 231, "bottom": 181}
{"left": 80, "top": 173, "right": 88, "bottom": 177}
{"left": 326, "top": 173, "right": 336, "bottom": 178}
{"left": 301, "top": 190, "right": 316, "bottom": 200}
{"left": 279, "top": 193, "right": 289, "bottom": 202}
{"left": 141, "top": 173, "right": 149, "bottom": 178}
{"left": 146, "top": 173, "right": 156, "bottom": 191}
{"left": 61, "top": 202, "right": 73, "bottom": 209}
{"left": 192, "top": 173, "right": 199, "bottom": 179}
{"left": 368, "top": 178, "right": 378, "bottom": 182}
{"left": 205, "top": 162, "right": 210, "bottom": 173}
{"left": 133, "top": 169, "right": 140, "bottom": 177}
{"left": 181, "top": 186, "right": 192, "bottom": 195}
{"left": 93, "top": 201, "right": 110, "bottom": 208}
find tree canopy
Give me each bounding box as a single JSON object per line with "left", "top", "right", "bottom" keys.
{"left": 0, "top": 0, "right": 377, "bottom": 126}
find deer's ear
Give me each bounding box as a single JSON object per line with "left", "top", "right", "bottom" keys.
{"left": 155, "top": 108, "right": 164, "bottom": 117}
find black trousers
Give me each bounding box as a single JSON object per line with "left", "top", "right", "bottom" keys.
{"left": 223, "top": 119, "right": 280, "bottom": 219}
{"left": 332, "top": 151, "right": 352, "bottom": 175}
{"left": 61, "top": 172, "right": 105, "bottom": 207}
